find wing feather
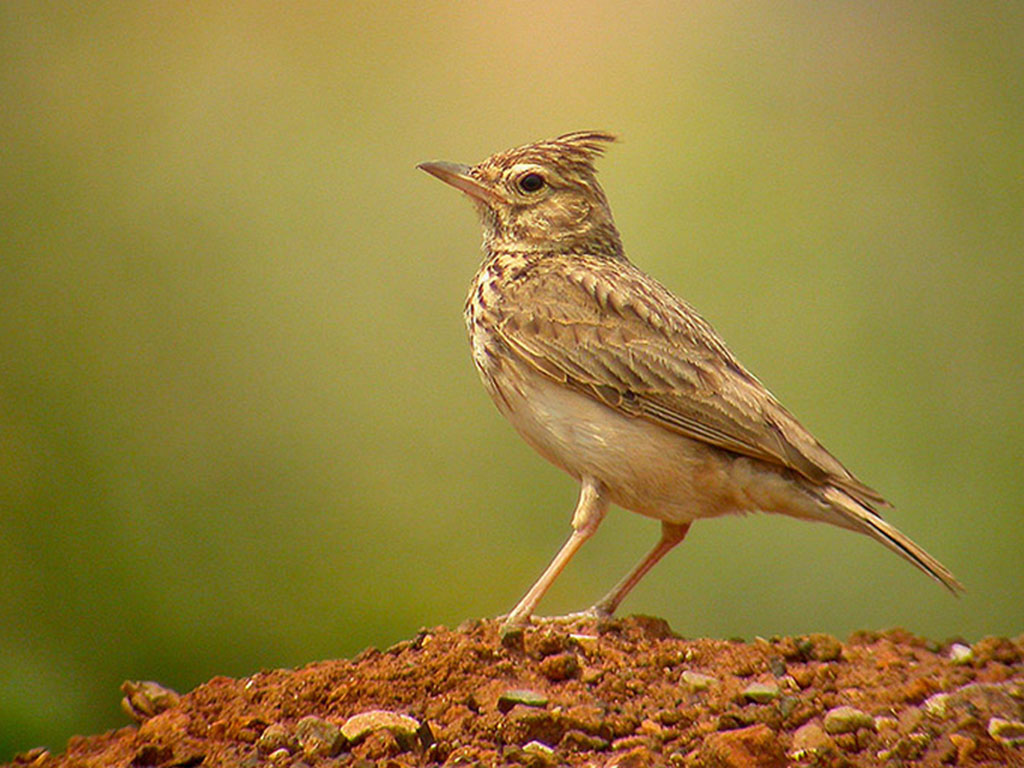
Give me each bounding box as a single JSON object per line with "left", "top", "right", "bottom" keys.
{"left": 493, "top": 255, "right": 886, "bottom": 508}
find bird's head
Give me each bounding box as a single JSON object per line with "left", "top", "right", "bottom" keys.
{"left": 418, "top": 131, "right": 624, "bottom": 259}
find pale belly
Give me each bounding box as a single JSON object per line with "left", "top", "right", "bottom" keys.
{"left": 477, "top": 352, "right": 830, "bottom": 527}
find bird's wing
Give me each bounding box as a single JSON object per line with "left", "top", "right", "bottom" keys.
{"left": 493, "top": 256, "right": 886, "bottom": 508}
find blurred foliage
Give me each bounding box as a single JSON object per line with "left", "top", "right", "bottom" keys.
{"left": 1, "top": 1, "right": 1022, "bottom": 759}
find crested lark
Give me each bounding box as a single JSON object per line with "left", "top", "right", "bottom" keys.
{"left": 418, "top": 131, "right": 962, "bottom": 630}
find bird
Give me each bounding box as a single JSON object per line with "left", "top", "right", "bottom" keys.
{"left": 417, "top": 131, "right": 962, "bottom": 632}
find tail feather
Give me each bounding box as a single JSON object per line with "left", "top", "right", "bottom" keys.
{"left": 822, "top": 486, "right": 964, "bottom": 594}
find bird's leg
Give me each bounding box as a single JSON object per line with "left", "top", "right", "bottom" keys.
{"left": 591, "top": 521, "right": 691, "bottom": 617}
{"left": 502, "top": 477, "right": 608, "bottom": 630}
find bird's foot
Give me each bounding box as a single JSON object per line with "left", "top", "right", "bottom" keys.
{"left": 497, "top": 613, "right": 529, "bottom": 650}
{"left": 502, "top": 606, "right": 614, "bottom": 633}
{"left": 543, "top": 607, "right": 607, "bottom": 625}
{"left": 559, "top": 604, "right": 618, "bottom": 633}
{"left": 496, "top": 603, "right": 619, "bottom": 648}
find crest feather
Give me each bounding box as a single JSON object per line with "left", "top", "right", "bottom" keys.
{"left": 552, "top": 131, "right": 617, "bottom": 156}
{"left": 494, "top": 131, "right": 617, "bottom": 176}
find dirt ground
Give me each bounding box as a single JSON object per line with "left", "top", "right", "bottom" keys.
{"left": 7, "top": 616, "right": 1023, "bottom": 768}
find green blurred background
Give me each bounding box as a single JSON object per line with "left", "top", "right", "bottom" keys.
{"left": 2, "top": 1, "right": 1021, "bottom": 759}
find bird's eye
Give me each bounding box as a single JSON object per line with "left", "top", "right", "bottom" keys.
{"left": 517, "top": 172, "right": 545, "bottom": 194}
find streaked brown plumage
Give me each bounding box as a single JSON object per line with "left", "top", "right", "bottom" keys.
{"left": 418, "top": 131, "right": 962, "bottom": 630}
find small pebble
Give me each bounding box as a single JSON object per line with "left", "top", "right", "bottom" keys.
{"left": 790, "top": 722, "right": 832, "bottom": 758}
{"left": 539, "top": 652, "right": 580, "bottom": 681}
{"left": 385, "top": 638, "right": 413, "bottom": 655}
{"left": 267, "top": 747, "right": 291, "bottom": 764}
{"left": 702, "top": 723, "right": 786, "bottom": 767}
{"left": 810, "top": 634, "right": 843, "bottom": 662}
{"left": 120, "top": 680, "right": 181, "bottom": 722}
{"left": 680, "top": 670, "right": 715, "bottom": 692}
{"left": 340, "top": 710, "right": 421, "bottom": 750}
{"left": 742, "top": 682, "right": 779, "bottom": 703}
{"left": 295, "top": 715, "right": 345, "bottom": 758}
{"left": 948, "top": 733, "right": 976, "bottom": 764}
{"left": 607, "top": 745, "right": 658, "bottom": 767}
{"left": 949, "top": 643, "right": 973, "bottom": 665}
{"left": 568, "top": 633, "right": 598, "bottom": 652}
{"left": 874, "top": 716, "right": 899, "bottom": 734}
{"left": 256, "top": 723, "right": 295, "bottom": 755}
{"left": 562, "top": 703, "right": 605, "bottom": 735}
{"left": 522, "top": 740, "right": 555, "bottom": 763}
{"left": 11, "top": 747, "right": 50, "bottom": 766}
{"left": 560, "top": 729, "right": 610, "bottom": 752}
{"left": 877, "top": 733, "right": 929, "bottom": 761}
{"left": 823, "top": 706, "right": 875, "bottom": 734}
{"left": 778, "top": 695, "right": 798, "bottom": 719}
{"left": 532, "top": 631, "right": 566, "bottom": 658}
{"left": 789, "top": 666, "right": 815, "bottom": 689}
{"left": 504, "top": 706, "right": 560, "bottom": 748}
{"left": 923, "top": 692, "right": 950, "bottom": 717}
{"left": 988, "top": 717, "right": 1024, "bottom": 746}
{"left": 498, "top": 689, "right": 549, "bottom": 713}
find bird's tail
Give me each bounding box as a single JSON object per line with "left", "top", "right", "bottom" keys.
{"left": 822, "top": 486, "right": 964, "bottom": 594}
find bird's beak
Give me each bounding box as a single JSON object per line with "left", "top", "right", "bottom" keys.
{"left": 417, "top": 161, "right": 507, "bottom": 205}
